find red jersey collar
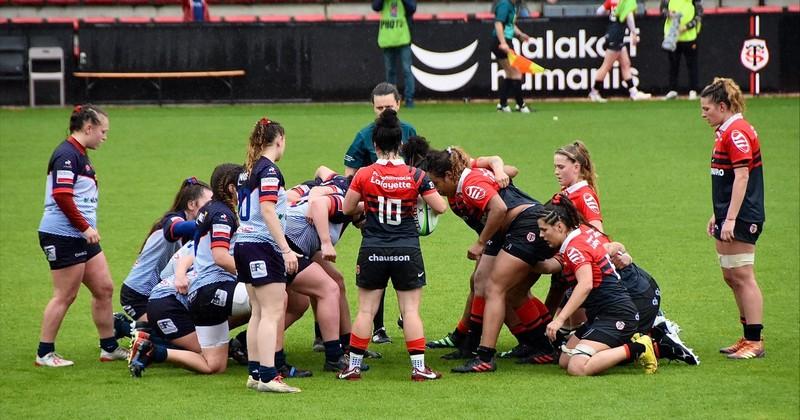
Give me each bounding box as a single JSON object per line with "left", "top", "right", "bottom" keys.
{"left": 67, "top": 136, "right": 87, "bottom": 155}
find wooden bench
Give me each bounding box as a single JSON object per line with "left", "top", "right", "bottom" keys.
{"left": 73, "top": 70, "right": 246, "bottom": 104}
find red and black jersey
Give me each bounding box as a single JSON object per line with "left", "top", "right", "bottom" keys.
{"left": 562, "top": 181, "right": 602, "bottom": 224}
{"left": 450, "top": 168, "right": 536, "bottom": 234}
{"left": 711, "top": 113, "right": 765, "bottom": 223}
{"left": 350, "top": 159, "right": 436, "bottom": 247}
{"left": 559, "top": 226, "right": 635, "bottom": 318}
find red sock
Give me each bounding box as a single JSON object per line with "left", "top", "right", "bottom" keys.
{"left": 514, "top": 298, "right": 542, "bottom": 332}
{"left": 406, "top": 337, "right": 426, "bottom": 355}
{"left": 349, "top": 333, "right": 370, "bottom": 354}
{"left": 470, "top": 296, "right": 486, "bottom": 324}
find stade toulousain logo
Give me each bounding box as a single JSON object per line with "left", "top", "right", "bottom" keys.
{"left": 464, "top": 185, "right": 487, "bottom": 201}
{"left": 566, "top": 247, "right": 585, "bottom": 264}
{"left": 730, "top": 130, "right": 750, "bottom": 153}
{"left": 410, "top": 40, "right": 479, "bottom": 92}
{"left": 740, "top": 38, "right": 769, "bottom": 72}
{"left": 583, "top": 193, "right": 600, "bottom": 214}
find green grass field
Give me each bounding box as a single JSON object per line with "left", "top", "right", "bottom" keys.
{"left": 1, "top": 98, "right": 798, "bottom": 419}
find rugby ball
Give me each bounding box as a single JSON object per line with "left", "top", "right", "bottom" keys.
{"left": 416, "top": 197, "right": 439, "bottom": 236}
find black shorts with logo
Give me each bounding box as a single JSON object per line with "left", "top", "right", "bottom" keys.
{"left": 605, "top": 21, "right": 627, "bottom": 52}
{"left": 499, "top": 206, "right": 556, "bottom": 265}
{"left": 147, "top": 296, "right": 195, "bottom": 340}
{"left": 188, "top": 281, "right": 235, "bottom": 327}
{"left": 38, "top": 231, "right": 102, "bottom": 270}
{"left": 713, "top": 219, "right": 763, "bottom": 245}
{"left": 234, "top": 241, "right": 288, "bottom": 287}
{"left": 120, "top": 283, "right": 150, "bottom": 320}
{"left": 490, "top": 37, "right": 514, "bottom": 60}
{"left": 356, "top": 247, "right": 426, "bottom": 291}
{"left": 576, "top": 310, "right": 639, "bottom": 348}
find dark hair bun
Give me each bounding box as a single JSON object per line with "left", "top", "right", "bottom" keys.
{"left": 377, "top": 109, "right": 399, "bottom": 128}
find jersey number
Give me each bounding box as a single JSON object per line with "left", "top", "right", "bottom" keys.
{"left": 238, "top": 188, "right": 251, "bottom": 222}
{"left": 377, "top": 196, "right": 401, "bottom": 225}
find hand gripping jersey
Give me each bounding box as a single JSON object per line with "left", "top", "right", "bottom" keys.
{"left": 38, "top": 138, "right": 98, "bottom": 237}
{"left": 123, "top": 212, "right": 193, "bottom": 296}
{"left": 285, "top": 194, "right": 349, "bottom": 256}
{"left": 236, "top": 157, "right": 287, "bottom": 246}
{"left": 711, "top": 113, "right": 765, "bottom": 223}
{"left": 189, "top": 201, "right": 238, "bottom": 294}
{"left": 559, "top": 226, "right": 635, "bottom": 319}
{"left": 450, "top": 168, "right": 536, "bottom": 234}
{"left": 149, "top": 241, "right": 197, "bottom": 308}
{"left": 562, "top": 180, "right": 602, "bottom": 223}
{"left": 350, "top": 159, "right": 437, "bottom": 247}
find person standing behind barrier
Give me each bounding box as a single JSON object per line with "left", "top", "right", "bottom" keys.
{"left": 491, "top": 0, "right": 532, "bottom": 113}
{"left": 700, "top": 78, "right": 765, "bottom": 360}
{"left": 182, "top": 0, "right": 210, "bottom": 22}
{"left": 661, "top": 0, "right": 702, "bottom": 100}
{"left": 588, "top": 0, "right": 651, "bottom": 102}
{"left": 36, "top": 105, "right": 129, "bottom": 367}
{"left": 373, "top": 0, "right": 417, "bottom": 108}
{"left": 344, "top": 82, "right": 417, "bottom": 345}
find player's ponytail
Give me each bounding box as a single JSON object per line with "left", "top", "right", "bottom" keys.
{"left": 556, "top": 140, "right": 599, "bottom": 193}
{"left": 69, "top": 103, "right": 107, "bottom": 133}
{"left": 210, "top": 163, "right": 244, "bottom": 220}
{"left": 402, "top": 135, "right": 431, "bottom": 167}
{"left": 539, "top": 193, "right": 585, "bottom": 230}
{"left": 139, "top": 177, "right": 212, "bottom": 252}
{"left": 445, "top": 146, "right": 471, "bottom": 186}
{"left": 700, "top": 77, "right": 745, "bottom": 115}
{"left": 245, "top": 117, "right": 284, "bottom": 174}
{"left": 373, "top": 109, "right": 402, "bottom": 154}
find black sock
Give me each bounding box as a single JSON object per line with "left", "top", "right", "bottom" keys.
{"left": 593, "top": 80, "right": 603, "bottom": 92}
{"left": 624, "top": 78, "right": 634, "bottom": 92}
{"left": 476, "top": 346, "right": 496, "bottom": 362}
{"left": 512, "top": 79, "right": 524, "bottom": 107}
{"left": 248, "top": 361, "right": 260, "bottom": 380}
{"left": 466, "top": 323, "right": 483, "bottom": 354}
{"left": 499, "top": 78, "right": 509, "bottom": 107}
{"left": 627, "top": 342, "right": 646, "bottom": 360}
{"left": 340, "top": 333, "right": 351, "bottom": 352}
{"left": 37, "top": 342, "right": 55, "bottom": 358}
{"left": 275, "top": 349, "right": 286, "bottom": 368}
{"left": 152, "top": 344, "right": 168, "bottom": 363}
{"left": 323, "top": 340, "right": 343, "bottom": 362}
{"left": 744, "top": 324, "right": 763, "bottom": 341}
{"left": 99, "top": 337, "right": 118, "bottom": 353}
{"left": 235, "top": 330, "right": 248, "bottom": 351}
{"left": 314, "top": 322, "right": 322, "bottom": 339}
{"left": 113, "top": 314, "right": 133, "bottom": 339}
{"left": 373, "top": 291, "right": 385, "bottom": 332}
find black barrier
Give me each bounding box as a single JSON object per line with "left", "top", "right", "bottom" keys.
{"left": 1, "top": 13, "right": 797, "bottom": 105}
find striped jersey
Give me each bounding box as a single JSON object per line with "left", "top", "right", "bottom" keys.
{"left": 236, "top": 157, "right": 287, "bottom": 246}
{"left": 711, "top": 113, "right": 765, "bottom": 222}
{"left": 450, "top": 168, "right": 536, "bottom": 234}
{"left": 562, "top": 181, "right": 602, "bottom": 224}
{"left": 123, "top": 212, "right": 193, "bottom": 296}
{"left": 189, "top": 201, "right": 238, "bottom": 294}
{"left": 285, "top": 194, "right": 348, "bottom": 256}
{"left": 38, "top": 137, "right": 98, "bottom": 237}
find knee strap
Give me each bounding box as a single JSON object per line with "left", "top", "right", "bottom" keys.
{"left": 718, "top": 253, "right": 755, "bottom": 269}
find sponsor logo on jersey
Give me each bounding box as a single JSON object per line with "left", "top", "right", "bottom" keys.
{"left": 56, "top": 170, "right": 74, "bottom": 185}
{"left": 63, "top": 160, "right": 72, "bottom": 169}
{"left": 615, "top": 321, "right": 625, "bottom": 330}
{"left": 566, "top": 247, "right": 585, "bottom": 265}
{"left": 464, "top": 185, "right": 487, "bottom": 201}
{"left": 730, "top": 130, "right": 750, "bottom": 153}
{"left": 749, "top": 223, "right": 758, "bottom": 234}
{"left": 583, "top": 193, "right": 600, "bottom": 214}
{"left": 368, "top": 254, "right": 411, "bottom": 262}
{"left": 527, "top": 232, "right": 537, "bottom": 242}
{"left": 43, "top": 245, "right": 56, "bottom": 261}
{"left": 261, "top": 177, "right": 280, "bottom": 192}
{"left": 212, "top": 289, "right": 228, "bottom": 307}
{"left": 157, "top": 318, "right": 178, "bottom": 335}
{"left": 212, "top": 223, "right": 231, "bottom": 238}
{"left": 369, "top": 173, "right": 412, "bottom": 190}
{"left": 249, "top": 260, "right": 268, "bottom": 278}
{"left": 710, "top": 168, "right": 725, "bottom": 176}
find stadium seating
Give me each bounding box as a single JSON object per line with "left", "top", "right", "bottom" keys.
{"left": 0, "top": 35, "right": 27, "bottom": 81}
{"left": 258, "top": 14, "right": 291, "bottom": 22}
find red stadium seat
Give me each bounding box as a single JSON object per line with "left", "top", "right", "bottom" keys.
{"left": 118, "top": 0, "right": 151, "bottom": 5}
{"left": 294, "top": 14, "right": 326, "bottom": 22}
{"left": 223, "top": 15, "right": 258, "bottom": 23}
{"left": 330, "top": 14, "right": 364, "bottom": 22}
{"left": 789, "top": 4, "right": 800, "bottom": 12}
{"left": 259, "top": 15, "right": 292, "bottom": 23}
{"left": 365, "top": 13, "right": 382, "bottom": 22}
{"left": 0, "top": 17, "right": 7, "bottom": 25}
{"left": 645, "top": 7, "right": 662, "bottom": 16}
{"left": 46, "top": 0, "right": 80, "bottom": 5}
{"left": 474, "top": 12, "right": 495, "bottom": 20}
{"left": 10, "top": 16, "right": 45, "bottom": 23}
{"left": 46, "top": 16, "right": 79, "bottom": 29}
{"left": 152, "top": 0, "right": 180, "bottom": 4}
{"left": 528, "top": 11, "right": 541, "bottom": 18}
{"left": 706, "top": 7, "right": 748, "bottom": 14}
{"left": 208, "top": 15, "right": 222, "bottom": 22}
{"left": 10, "top": 0, "right": 45, "bottom": 5}
{"left": 750, "top": 5, "right": 783, "bottom": 13}
{"left": 83, "top": 0, "right": 116, "bottom": 5}
{"left": 413, "top": 13, "right": 434, "bottom": 21}
{"left": 153, "top": 15, "right": 183, "bottom": 23}
{"left": 119, "top": 16, "right": 152, "bottom": 23}
{"left": 436, "top": 13, "right": 468, "bottom": 22}
{"left": 83, "top": 16, "right": 116, "bottom": 23}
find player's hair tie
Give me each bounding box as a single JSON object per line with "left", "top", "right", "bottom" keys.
{"left": 446, "top": 147, "right": 453, "bottom": 155}
{"left": 73, "top": 104, "right": 83, "bottom": 113}
{"left": 185, "top": 176, "right": 198, "bottom": 185}
{"left": 552, "top": 193, "right": 563, "bottom": 205}
{"left": 259, "top": 117, "right": 271, "bottom": 126}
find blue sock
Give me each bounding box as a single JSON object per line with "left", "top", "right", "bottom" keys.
{"left": 259, "top": 365, "right": 278, "bottom": 382}
{"left": 99, "top": 337, "right": 118, "bottom": 353}
{"left": 275, "top": 349, "right": 286, "bottom": 368}
{"left": 323, "top": 340, "right": 342, "bottom": 362}
{"left": 248, "top": 361, "right": 260, "bottom": 380}
{"left": 152, "top": 344, "right": 168, "bottom": 363}
{"left": 38, "top": 342, "right": 55, "bottom": 358}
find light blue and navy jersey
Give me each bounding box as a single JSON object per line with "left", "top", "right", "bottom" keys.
{"left": 343, "top": 121, "right": 417, "bottom": 170}
{"left": 148, "top": 273, "right": 194, "bottom": 309}
{"left": 38, "top": 137, "right": 98, "bottom": 237}
{"left": 492, "top": 0, "right": 517, "bottom": 40}
{"left": 285, "top": 194, "right": 348, "bottom": 256}
{"left": 189, "top": 201, "right": 238, "bottom": 294}
{"left": 123, "top": 211, "right": 194, "bottom": 296}
{"left": 236, "top": 157, "right": 287, "bottom": 246}
{"left": 159, "top": 240, "right": 195, "bottom": 280}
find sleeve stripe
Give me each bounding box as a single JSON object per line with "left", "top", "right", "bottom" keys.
{"left": 52, "top": 187, "right": 73, "bottom": 194}
{"left": 210, "top": 241, "right": 230, "bottom": 250}
{"left": 259, "top": 195, "right": 278, "bottom": 203}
